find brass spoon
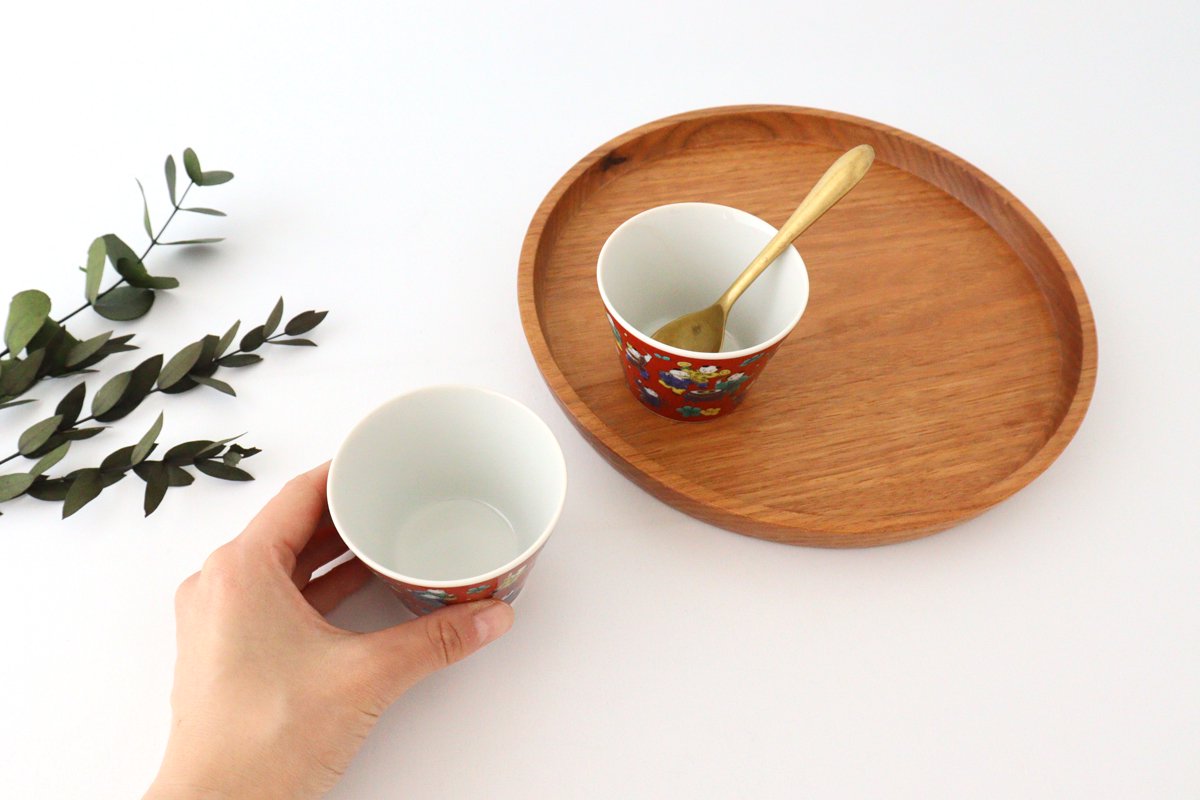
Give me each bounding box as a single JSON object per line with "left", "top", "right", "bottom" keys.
{"left": 652, "top": 144, "right": 875, "bottom": 352}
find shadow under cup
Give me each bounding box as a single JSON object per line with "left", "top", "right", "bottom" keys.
{"left": 597, "top": 203, "right": 809, "bottom": 420}
{"left": 327, "top": 386, "right": 566, "bottom": 615}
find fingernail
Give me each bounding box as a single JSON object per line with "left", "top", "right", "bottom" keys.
{"left": 473, "top": 601, "right": 514, "bottom": 645}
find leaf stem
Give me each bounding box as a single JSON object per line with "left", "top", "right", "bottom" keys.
{"left": 1, "top": 182, "right": 196, "bottom": 362}
{"left": 0, "top": 331, "right": 287, "bottom": 469}
{"left": 52, "top": 182, "right": 195, "bottom": 329}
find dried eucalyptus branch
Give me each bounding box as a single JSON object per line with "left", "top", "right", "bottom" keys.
{"left": 0, "top": 150, "right": 330, "bottom": 522}
{"left": 0, "top": 411, "right": 261, "bottom": 518}
{"left": 0, "top": 149, "right": 232, "bottom": 408}
{"left": 0, "top": 298, "right": 326, "bottom": 474}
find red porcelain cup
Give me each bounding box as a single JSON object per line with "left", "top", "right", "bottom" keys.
{"left": 597, "top": 203, "right": 809, "bottom": 421}
{"left": 327, "top": 386, "right": 567, "bottom": 616}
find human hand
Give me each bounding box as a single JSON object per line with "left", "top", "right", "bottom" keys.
{"left": 145, "top": 462, "right": 514, "bottom": 800}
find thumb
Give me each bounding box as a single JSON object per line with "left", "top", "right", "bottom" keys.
{"left": 360, "top": 600, "right": 515, "bottom": 700}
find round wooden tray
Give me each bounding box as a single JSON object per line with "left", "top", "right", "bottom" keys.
{"left": 518, "top": 106, "right": 1096, "bottom": 547}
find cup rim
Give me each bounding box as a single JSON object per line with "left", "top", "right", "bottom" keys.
{"left": 326, "top": 384, "right": 567, "bottom": 589}
{"left": 596, "top": 202, "right": 810, "bottom": 361}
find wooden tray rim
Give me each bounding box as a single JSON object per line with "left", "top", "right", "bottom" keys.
{"left": 518, "top": 105, "right": 1097, "bottom": 544}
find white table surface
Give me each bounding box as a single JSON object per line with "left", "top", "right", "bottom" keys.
{"left": 2, "top": 2, "right": 1196, "bottom": 798}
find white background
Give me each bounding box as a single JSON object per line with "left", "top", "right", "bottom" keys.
{"left": 1, "top": 2, "right": 1196, "bottom": 798}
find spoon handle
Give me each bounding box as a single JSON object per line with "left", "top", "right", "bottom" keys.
{"left": 717, "top": 144, "right": 875, "bottom": 313}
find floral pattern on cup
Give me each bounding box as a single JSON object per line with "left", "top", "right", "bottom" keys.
{"left": 606, "top": 313, "right": 783, "bottom": 422}
{"left": 405, "top": 588, "right": 456, "bottom": 615}
{"left": 493, "top": 565, "right": 528, "bottom": 603}
{"left": 624, "top": 344, "right": 651, "bottom": 380}
{"left": 380, "top": 554, "right": 542, "bottom": 616}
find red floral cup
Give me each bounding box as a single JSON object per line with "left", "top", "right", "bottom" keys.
{"left": 327, "top": 386, "right": 567, "bottom": 616}
{"left": 597, "top": 203, "right": 809, "bottom": 421}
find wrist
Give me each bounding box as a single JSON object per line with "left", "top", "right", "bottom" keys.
{"left": 146, "top": 730, "right": 262, "bottom": 800}
{"left": 147, "top": 714, "right": 300, "bottom": 800}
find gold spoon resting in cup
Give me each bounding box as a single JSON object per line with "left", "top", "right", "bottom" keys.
{"left": 652, "top": 144, "right": 875, "bottom": 352}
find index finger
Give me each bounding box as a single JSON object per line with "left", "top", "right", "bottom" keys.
{"left": 239, "top": 461, "right": 331, "bottom": 567}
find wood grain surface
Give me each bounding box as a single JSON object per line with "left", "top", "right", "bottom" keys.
{"left": 518, "top": 106, "right": 1096, "bottom": 547}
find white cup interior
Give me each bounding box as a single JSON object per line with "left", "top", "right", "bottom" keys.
{"left": 327, "top": 386, "right": 566, "bottom": 585}
{"left": 598, "top": 203, "right": 809, "bottom": 355}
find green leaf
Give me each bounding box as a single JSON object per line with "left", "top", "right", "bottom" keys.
{"left": 217, "top": 353, "right": 261, "bottom": 368}
{"left": 158, "top": 341, "right": 203, "bottom": 390}
{"left": 263, "top": 297, "right": 284, "bottom": 337}
{"left": 61, "top": 426, "right": 106, "bottom": 442}
{"left": 62, "top": 469, "right": 103, "bottom": 518}
{"left": 96, "top": 334, "right": 138, "bottom": 358}
{"left": 26, "top": 317, "right": 65, "bottom": 352}
{"left": 114, "top": 257, "right": 179, "bottom": 290}
{"left": 192, "top": 334, "right": 221, "bottom": 376}
{"left": 129, "top": 353, "right": 165, "bottom": 394}
{"left": 228, "top": 443, "right": 261, "bottom": 459}
{"left": 0, "top": 398, "right": 37, "bottom": 410}
{"left": 55, "top": 382, "right": 87, "bottom": 426}
{"left": 140, "top": 461, "right": 169, "bottom": 515}
{"left": 198, "top": 170, "right": 234, "bottom": 186}
{"left": 27, "top": 427, "right": 105, "bottom": 462}
{"left": 27, "top": 476, "right": 70, "bottom": 501}
{"left": 163, "top": 440, "right": 215, "bottom": 464}
{"left": 66, "top": 331, "right": 112, "bottom": 368}
{"left": 221, "top": 444, "right": 261, "bottom": 467}
{"left": 182, "top": 207, "right": 225, "bottom": 216}
{"left": 102, "top": 233, "right": 142, "bottom": 272}
{"left": 97, "top": 470, "right": 126, "bottom": 489}
{"left": 85, "top": 237, "right": 107, "bottom": 304}
{"left": 191, "top": 375, "right": 235, "bottom": 396}
{"left": 284, "top": 310, "right": 327, "bottom": 336}
{"left": 92, "top": 371, "right": 132, "bottom": 417}
{"left": 0, "top": 473, "right": 36, "bottom": 502}
{"left": 136, "top": 178, "right": 153, "bottom": 239}
{"left": 165, "top": 154, "right": 177, "bottom": 206}
{"left": 94, "top": 353, "right": 162, "bottom": 422}
{"left": 27, "top": 427, "right": 92, "bottom": 460}
{"left": 131, "top": 412, "right": 164, "bottom": 464}
{"left": 30, "top": 321, "right": 74, "bottom": 377}
{"left": 239, "top": 325, "right": 266, "bottom": 352}
{"left": 269, "top": 338, "right": 317, "bottom": 347}
{"left": 164, "top": 435, "right": 240, "bottom": 465}
{"left": 31, "top": 441, "right": 71, "bottom": 476}
{"left": 5, "top": 290, "right": 52, "bottom": 354}
{"left": 195, "top": 460, "right": 253, "bottom": 481}
{"left": 183, "top": 148, "right": 202, "bottom": 183}
{"left": 216, "top": 320, "right": 240, "bottom": 357}
{"left": 0, "top": 350, "right": 45, "bottom": 395}
{"left": 18, "top": 415, "right": 64, "bottom": 455}
{"left": 101, "top": 446, "right": 136, "bottom": 471}
{"left": 166, "top": 465, "right": 194, "bottom": 487}
{"left": 94, "top": 286, "right": 155, "bottom": 321}
{"left": 161, "top": 238, "right": 225, "bottom": 246}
